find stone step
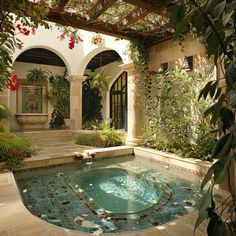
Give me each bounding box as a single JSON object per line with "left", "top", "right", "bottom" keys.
{"left": 15, "top": 130, "right": 73, "bottom": 139}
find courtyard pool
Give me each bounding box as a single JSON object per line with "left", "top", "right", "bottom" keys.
{"left": 14, "top": 156, "right": 201, "bottom": 234}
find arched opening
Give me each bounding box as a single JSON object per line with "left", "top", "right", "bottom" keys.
{"left": 82, "top": 49, "right": 124, "bottom": 129}
{"left": 110, "top": 71, "right": 127, "bottom": 130}
{"left": 12, "top": 48, "right": 68, "bottom": 130}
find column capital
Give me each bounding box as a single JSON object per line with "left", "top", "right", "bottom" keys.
{"left": 66, "top": 75, "right": 87, "bottom": 82}
{"left": 119, "top": 62, "right": 135, "bottom": 74}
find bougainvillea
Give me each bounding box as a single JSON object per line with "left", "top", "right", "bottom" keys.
{"left": 8, "top": 74, "right": 20, "bottom": 91}
{"left": 0, "top": 0, "right": 49, "bottom": 92}
{"left": 91, "top": 34, "right": 104, "bottom": 45}
{"left": 57, "top": 26, "right": 83, "bottom": 49}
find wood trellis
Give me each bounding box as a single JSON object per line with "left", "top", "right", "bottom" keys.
{"left": 46, "top": 0, "right": 178, "bottom": 44}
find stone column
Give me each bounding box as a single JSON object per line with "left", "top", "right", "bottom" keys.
{"left": 67, "top": 75, "right": 86, "bottom": 130}
{"left": 120, "top": 62, "right": 144, "bottom": 146}
{"left": 105, "top": 91, "right": 110, "bottom": 120}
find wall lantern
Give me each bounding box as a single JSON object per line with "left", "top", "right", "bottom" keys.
{"left": 182, "top": 56, "right": 193, "bottom": 71}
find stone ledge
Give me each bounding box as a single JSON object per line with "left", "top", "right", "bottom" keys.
{"left": 134, "top": 147, "right": 211, "bottom": 176}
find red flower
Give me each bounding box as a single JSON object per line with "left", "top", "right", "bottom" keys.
{"left": 93, "top": 38, "right": 98, "bottom": 45}
{"left": 132, "top": 75, "right": 141, "bottom": 83}
{"left": 11, "top": 74, "right": 17, "bottom": 82}
{"left": 68, "top": 43, "right": 74, "bottom": 49}
{"left": 9, "top": 82, "right": 20, "bottom": 91}
{"left": 9, "top": 74, "right": 20, "bottom": 91}
{"left": 32, "top": 28, "right": 36, "bottom": 35}
{"left": 68, "top": 36, "right": 75, "bottom": 49}
{"left": 58, "top": 33, "right": 66, "bottom": 40}
{"left": 16, "top": 24, "right": 21, "bottom": 30}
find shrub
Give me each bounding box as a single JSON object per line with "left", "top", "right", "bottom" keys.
{"left": 0, "top": 104, "right": 11, "bottom": 121}
{"left": 0, "top": 133, "right": 36, "bottom": 172}
{"left": 76, "top": 122, "right": 124, "bottom": 147}
{"left": 95, "top": 122, "right": 123, "bottom": 147}
{"left": 76, "top": 133, "right": 97, "bottom": 146}
{"left": 143, "top": 69, "right": 216, "bottom": 160}
{"left": 49, "top": 110, "right": 65, "bottom": 128}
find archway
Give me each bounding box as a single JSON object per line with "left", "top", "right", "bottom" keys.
{"left": 11, "top": 48, "right": 68, "bottom": 130}
{"left": 81, "top": 49, "right": 126, "bottom": 129}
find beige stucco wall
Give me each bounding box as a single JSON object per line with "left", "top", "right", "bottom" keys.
{"left": 10, "top": 62, "right": 66, "bottom": 130}
{"left": 149, "top": 34, "right": 212, "bottom": 72}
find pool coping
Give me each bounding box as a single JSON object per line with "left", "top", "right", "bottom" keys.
{"left": 0, "top": 146, "right": 212, "bottom": 236}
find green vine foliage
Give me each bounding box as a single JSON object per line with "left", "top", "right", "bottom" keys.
{"left": 169, "top": 1, "right": 236, "bottom": 235}
{"left": 143, "top": 70, "right": 216, "bottom": 160}
{"left": 47, "top": 70, "right": 70, "bottom": 128}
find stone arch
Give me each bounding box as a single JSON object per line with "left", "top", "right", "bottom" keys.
{"left": 108, "top": 70, "right": 125, "bottom": 91}
{"left": 77, "top": 46, "right": 125, "bottom": 76}
{"left": 13, "top": 45, "right": 71, "bottom": 74}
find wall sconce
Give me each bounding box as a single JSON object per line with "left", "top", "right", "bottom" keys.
{"left": 182, "top": 56, "right": 193, "bottom": 71}
{"left": 159, "top": 62, "right": 168, "bottom": 73}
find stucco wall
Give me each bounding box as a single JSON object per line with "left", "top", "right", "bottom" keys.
{"left": 13, "top": 23, "right": 130, "bottom": 76}
{"left": 149, "top": 34, "right": 212, "bottom": 73}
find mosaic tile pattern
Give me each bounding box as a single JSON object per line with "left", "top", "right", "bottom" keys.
{"left": 15, "top": 157, "right": 201, "bottom": 234}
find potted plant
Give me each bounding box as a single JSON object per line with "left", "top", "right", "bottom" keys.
{"left": 91, "top": 33, "right": 104, "bottom": 46}
{"left": 26, "top": 67, "right": 50, "bottom": 84}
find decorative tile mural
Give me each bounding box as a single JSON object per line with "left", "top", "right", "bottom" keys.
{"left": 22, "top": 85, "right": 42, "bottom": 113}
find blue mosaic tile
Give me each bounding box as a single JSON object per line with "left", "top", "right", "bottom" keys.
{"left": 15, "top": 157, "right": 201, "bottom": 233}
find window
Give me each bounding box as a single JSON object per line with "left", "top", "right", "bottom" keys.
{"left": 110, "top": 72, "right": 127, "bottom": 130}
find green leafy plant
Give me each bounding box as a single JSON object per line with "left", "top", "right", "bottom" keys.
{"left": 95, "top": 121, "right": 124, "bottom": 147}
{"left": 76, "top": 133, "right": 97, "bottom": 146}
{"left": 169, "top": 1, "right": 236, "bottom": 235}
{"left": 49, "top": 110, "right": 65, "bottom": 128}
{"left": 76, "top": 121, "right": 124, "bottom": 147}
{"left": 47, "top": 70, "right": 70, "bottom": 128}
{"left": 0, "top": 133, "right": 35, "bottom": 172}
{"left": 0, "top": 1, "right": 49, "bottom": 91}
{"left": 88, "top": 69, "right": 109, "bottom": 91}
{"left": 26, "top": 67, "right": 50, "bottom": 83}
{"left": 82, "top": 77, "right": 103, "bottom": 127}
{"left": 0, "top": 104, "right": 11, "bottom": 121}
{"left": 143, "top": 69, "right": 216, "bottom": 160}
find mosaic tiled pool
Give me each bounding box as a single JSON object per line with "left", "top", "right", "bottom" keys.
{"left": 14, "top": 157, "right": 201, "bottom": 234}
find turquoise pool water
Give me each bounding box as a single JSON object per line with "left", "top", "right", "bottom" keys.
{"left": 14, "top": 157, "right": 201, "bottom": 234}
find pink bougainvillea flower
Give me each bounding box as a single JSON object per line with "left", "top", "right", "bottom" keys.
{"left": 9, "top": 74, "right": 20, "bottom": 91}
{"left": 11, "top": 74, "right": 17, "bottom": 81}
{"left": 58, "top": 32, "right": 66, "bottom": 40}
{"left": 132, "top": 75, "right": 141, "bottom": 83}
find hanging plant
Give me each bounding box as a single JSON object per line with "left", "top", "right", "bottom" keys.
{"left": 88, "top": 69, "right": 109, "bottom": 91}
{"left": 91, "top": 34, "right": 104, "bottom": 45}
{"left": 26, "top": 67, "right": 50, "bottom": 83}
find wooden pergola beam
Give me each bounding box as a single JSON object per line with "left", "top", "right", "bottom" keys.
{"left": 47, "top": 11, "right": 130, "bottom": 39}
{"left": 123, "top": 0, "right": 167, "bottom": 15}
{"left": 56, "top": 0, "right": 70, "bottom": 11}
{"left": 117, "top": 7, "right": 148, "bottom": 31}
{"left": 89, "top": 0, "right": 118, "bottom": 21}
